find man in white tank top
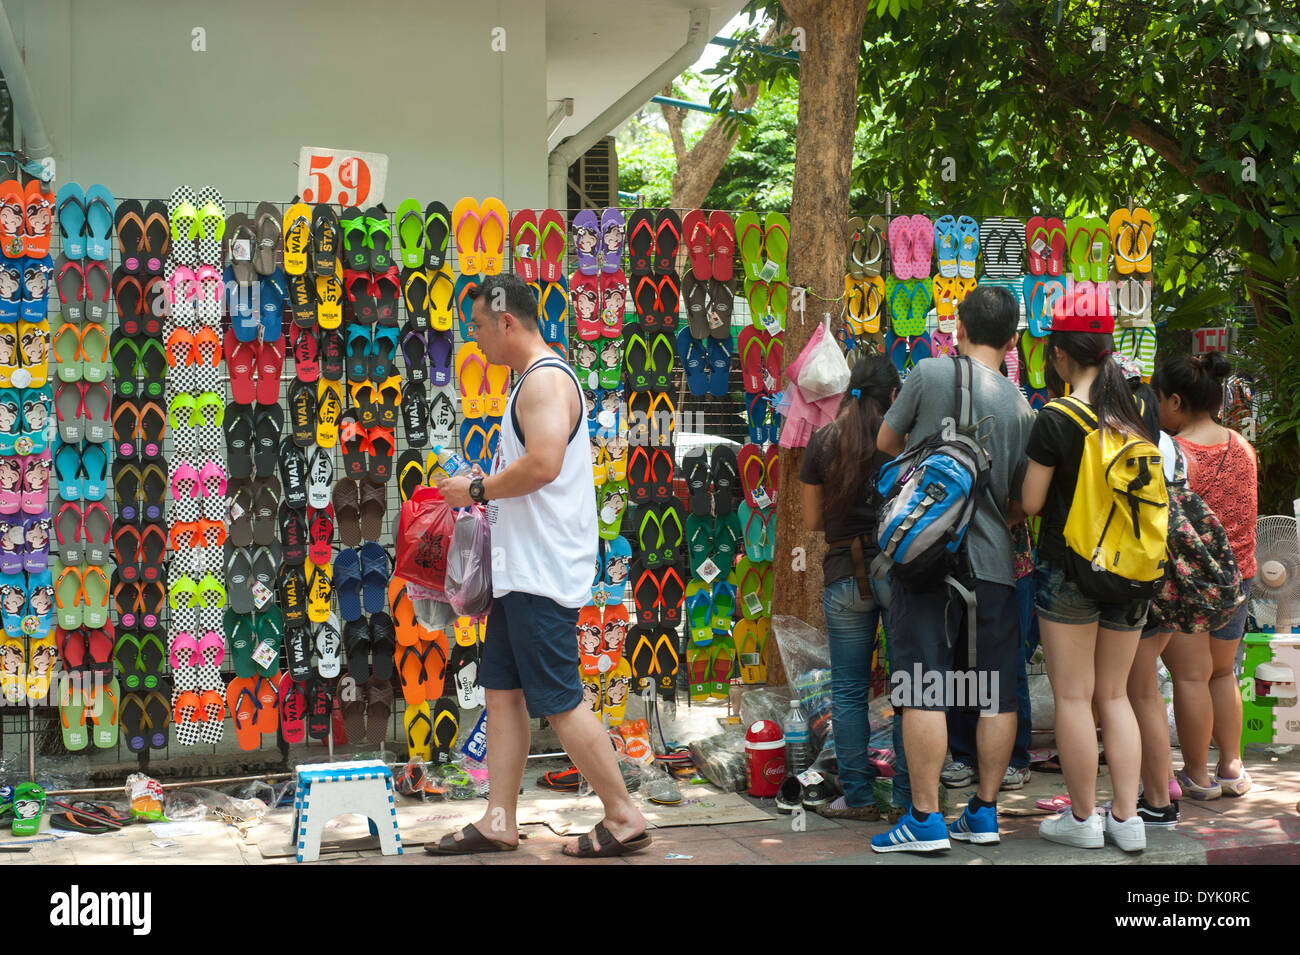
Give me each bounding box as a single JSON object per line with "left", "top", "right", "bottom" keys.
{"left": 431, "top": 273, "right": 649, "bottom": 859}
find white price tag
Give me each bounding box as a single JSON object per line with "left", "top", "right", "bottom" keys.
{"left": 758, "top": 259, "right": 780, "bottom": 281}
{"left": 751, "top": 487, "right": 772, "bottom": 509}
{"left": 231, "top": 238, "right": 252, "bottom": 261}
{"left": 1031, "top": 237, "right": 1049, "bottom": 257}
{"left": 598, "top": 410, "right": 615, "bottom": 429}
{"left": 587, "top": 371, "right": 600, "bottom": 390}
{"left": 761, "top": 371, "right": 776, "bottom": 393}
{"left": 760, "top": 312, "right": 782, "bottom": 335}
{"left": 229, "top": 501, "right": 245, "bottom": 521}
{"left": 743, "top": 591, "right": 764, "bottom": 616}
{"left": 297, "top": 146, "right": 389, "bottom": 207}
{"left": 697, "top": 558, "right": 721, "bottom": 584}
{"left": 251, "top": 580, "right": 274, "bottom": 610}
{"left": 600, "top": 504, "right": 616, "bottom": 525}
{"left": 707, "top": 309, "right": 724, "bottom": 330}
{"left": 796, "top": 769, "right": 823, "bottom": 787}
{"left": 251, "top": 639, "right": 278, "bottom": 669}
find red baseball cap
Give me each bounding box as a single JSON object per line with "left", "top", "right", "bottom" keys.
{"left": 1049, "top": 290, "right": 1114, "bottom": 334}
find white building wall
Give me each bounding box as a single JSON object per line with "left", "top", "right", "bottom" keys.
{"left": 8, "top": 0, "right": 546, "bottom": 206}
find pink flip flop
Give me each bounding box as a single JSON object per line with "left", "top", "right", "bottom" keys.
{"left": 1036, "top": 794, "right": 1072, "bottom": 812}
{"left": 169, "top": 632, "right": 200, "bottom": 669}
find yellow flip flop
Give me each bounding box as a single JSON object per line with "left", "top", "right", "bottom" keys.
{"left": 25, "top": 634, "right": 57, "bottom": 702}
{"left": 1, "top": 635, "right": 27, "bottom": 703}
{"left": 306, "top": 560, "right": 332, "bottom": 623}
{"left": 316, "top": 377, "right": 344, "bottom": 447}
{"left": 602, "top": 657, "right": 633, "bottom": 727}
{"left": 316, "top": 259, "right": 343, "bottom": 329}
{"left": 478, "top": 197, "right": 508, "bottom": 276}
{"left": 451, "top": 197, "right": 482, "bottom": 275}
{"left": 482, "top": 361, "right": 510, "bottom": 417}
{"left": 456, "top": 342, "right": 488, "bottom": 419}
{"left": 282, "top": 203, "right": 313, "bottom": 275}
{"left": 428, "top": 263, "right": 455, "bottom": 331}
{"left": 404, "top": 701, "right": 433, "bottom": 760}
{"left": 453, "top": 616, "right": 477, "bottom": 647}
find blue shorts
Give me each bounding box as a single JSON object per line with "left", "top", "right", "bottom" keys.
{"left": 481, "top": 591, "right": 583, "bottom": 718}
{"left": 1035, "top": 560, "right": 1148, "bottom": 633}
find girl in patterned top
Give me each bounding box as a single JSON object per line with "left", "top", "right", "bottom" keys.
{"left": 1152, "top": 352, "right": 1258, "bottom": 800}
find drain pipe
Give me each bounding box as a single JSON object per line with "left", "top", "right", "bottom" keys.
{"left": 0, "top": 1, "right": 52, "bottom": 159}
{"left": 547, "top": 7, "right": 709, "bottom": 209}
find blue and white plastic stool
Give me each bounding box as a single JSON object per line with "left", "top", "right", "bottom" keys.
{"left": 292, "top": 760, "right": 402, "bottom": 863}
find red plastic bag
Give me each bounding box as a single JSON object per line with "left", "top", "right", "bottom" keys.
{"left": 395, "top": 486, "right": 455, "bottom": 592}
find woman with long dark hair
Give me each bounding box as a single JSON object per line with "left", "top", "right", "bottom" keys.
{"left": 1151, "top": 352, "right": 1257, "bottom": 800}
{"left": 799, "top": 354, "right": 900, "bottom": 819}
{"left": 1021, "top": 311, "right": 1152, "bottom": 852}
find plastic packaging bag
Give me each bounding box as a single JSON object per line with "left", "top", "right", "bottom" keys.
{"left": 770, "top": 616, "right": 835, "bottom": 749}
{"left": 395, "top": 486, "right": 455, "bottom": 591}
{"left": 795, "top": 319, "right": 851, "bottom": 400}
{"left": 445, "top": 506, "right": 493, "bottom": 616}
{"left": 125, "top": 773, "right": 165, "bottom": 822}
{"left": 687, "top": 726, "right": 748, "bottom": 792}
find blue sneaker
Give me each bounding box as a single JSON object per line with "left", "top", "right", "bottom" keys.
{"left": 949, "top": 801, "right": 1000, "bottom": 844}
{"left": 870, "top": 807, "right": 950, "bottom": 853}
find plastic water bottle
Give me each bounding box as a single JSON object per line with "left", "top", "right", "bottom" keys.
{"left": 783, "top": 699, "right": 811, "bottom": 776}
{"left": 431, "top": 444, "right": 471, "bottom": 478}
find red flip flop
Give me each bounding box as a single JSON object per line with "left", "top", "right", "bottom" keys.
{"left": 709, "top": 211, "right": 736, "bottom": 282}
{"left": 737, "top": 443, "right": 766, "bottom": 508}
{"left": 256, "top": 338, "right": 285, "bottom": 406}
{"left": 537, "top": 209, "right": 566, "bottom": 284}
{"left": 681, "top": 209, "right": 711, "bottom": 281}
{"left": 224, "top": 330, "right": 258, "bottom": 404}
{"left": 291, "top": 323, "right": 320, "bottom": 381}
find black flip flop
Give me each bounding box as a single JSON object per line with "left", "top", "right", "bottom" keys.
{"left": 369, "top": 612, "right": 396, "bottom": 681}
{"left": 627, "top": 209, "right": 656, "bottom": 274}
{"left": 307, "top": 678, "right": 334, "bottom": 740}
{"left": 278, "top": 502, "right": 308, "bottom": 565}
{"left": 253, "top": 405, "right": 283, "bottom": 478}
{"left": 653, "top": 209, "right": 681, "bottom": 274}
{"left": 310, "top": 204, "right": 339, "bottom": 275}
{"left": 397, "top": 449, "right": 424, "bottom": 502}
{"left": 708, "top": 278, "right": 734, "bottom": 339}
{"left": 250, "top": 543, "right": 280, "bottom": 600}
{"left": 137, "top": 337, "right": 166, "bottom": 400}
{"left": 110, "top": 266, "right": 139, "bottom": 333}
{"left": 286, "top": 625, "right": 312, "bottom": 682}
{"left": 321, "top": 329, "right": 345, "bottom": 380}
{"left": 287, "top": 272, "right": 317, "bottom": 327}
{"left": 111, "top": 463, "right": 141, "bottom": 523}
{"left": 344, "top": 617, "right": 370, "bottom": 682}
{"left": 682, "top": 447, "right": 710, "bottom": 516}
{"left": 339, "top": 408, "right": 368, "bottom": 479}
{"left": 288, "top": 378, "right": 317, "bottom": 447}
{"left": 140, "top": 275, "right": 166, "bottom": 337}
{"left": 225, "top": 544, "right": 255, "bottom": 615}
{"left": 423, "top": 201, "right": 451, "bottom": 269}
{"left": 140, "top": 464, "right": 166, "bottom": 524}
{"left": 224, "top": 404, "right": 255, "bottom": 480}
{"left": 227, "top": 479, "right": 254, "bottom": 547}
{"left": 279, "top": 562, "right": 308, "bottom": 626}
{"left": 278, "top": 437, "right": 309, "bottom": 509}
{"left": 710, "top": 444, "right": 740, "bottom": 516}
{"left": 400, "top": 382, "right": 429, "bottom": 449}
{"left": 141, "top": 200, "right": 170, "bottom": 274}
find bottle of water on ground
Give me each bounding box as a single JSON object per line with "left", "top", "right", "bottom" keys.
{"left": 784, "top": 699, "right": 811, "bottom": 776}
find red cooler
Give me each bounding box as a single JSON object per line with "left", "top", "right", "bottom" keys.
{"left": 745, "top": 720, "right": 786, "bottom": 797}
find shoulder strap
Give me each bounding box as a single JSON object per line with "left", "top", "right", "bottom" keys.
{"left": 952, "top": 356, "right": 975, "bottom": 434}
{"left": 509, "top": 357, "right": 582, "bottom": 446}
{"left": 1047, "top": 395, "right": 1098, "bottom": 434}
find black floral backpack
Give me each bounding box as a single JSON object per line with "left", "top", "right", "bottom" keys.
{"left": 1146, "top": 441, "right": 1244, "bottom": 634}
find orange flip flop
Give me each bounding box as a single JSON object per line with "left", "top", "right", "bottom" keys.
{"left": 226, "top": 678, "right": 261, "bottom": 750}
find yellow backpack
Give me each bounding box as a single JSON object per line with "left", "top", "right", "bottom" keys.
{"left": 1049, "top": 396, "right": 1169, "bottom": 603}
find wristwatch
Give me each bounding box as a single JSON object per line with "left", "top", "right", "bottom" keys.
{"left": 469, "top": 477, "right": 487, "bottom": 504}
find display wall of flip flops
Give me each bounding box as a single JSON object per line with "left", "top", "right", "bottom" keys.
{"left": 18, "top": 183, "right": 781, "bottom": 768}
{"left": 843, "top": 208, "right": 1158, "bottom": 408}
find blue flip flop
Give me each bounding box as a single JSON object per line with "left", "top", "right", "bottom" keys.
{"left": 706, "top": 337, "right": 732, "bottom": 397}
{"left": 260, "top": 268, "right": 286, "bottom": 341}
{"left": 81, "top": 443, "right": 109, "bottom": 500}
{"left": 225, "top": 264, "right": 260, "bottom": 341}
{"left": 83, "top": 185, "right": 116, "bottom": 262}
{"left": 677, "top": 326, "right": 708, "bottom": 396}
{"left": 19, "top": 386, "right": 51, "bottom": 454}
{"left": 589, "top": 543, "right": 605, "bottom": 602}
{"left": 540, "top": 277, "right": 568, "bottom": 342}
{"left": 603, "top": 534, "right": 632, "bottom": 602}
{"left": 0, "top": 392, "right": 18, "bottom": 455}
{"left": 20, "top": 256, "right": 53, "bottom": 323}
{"left": 55, "top": 183, "right": 88, "bottom": 259}
{"left": 460, "top": 417, "right": 489, "bottom": 468}
{"left": 332, "top": 548, "right": 364, "bottom": 622}
{"left": 746, "top": 392, "right": 770, "bottom": 444}
{"left": 0, "top": 259, "right": 21, "bottom": 321}
{"left": 55, "top": 441, "right": 81, "bottom": 501}
{"left": 454, "top": 274, "right": 479, "bottom": 341}
{"left": 346, "top": 324, "right": 372, "bottom": 383}
{"left": 956, "top": 215, "right": 980, "bottom": 279}
{"left": 358, "top": 541, "right": 390, "bottom": 615}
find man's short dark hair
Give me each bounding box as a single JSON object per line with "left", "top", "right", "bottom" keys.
{"left": 957, "top": 285, "right": 1019, "bottom": 347}
{"left": 469, "top": 273, "right": 540, "bottom": 330}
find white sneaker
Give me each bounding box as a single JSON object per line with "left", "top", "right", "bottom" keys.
{"left": 1039, "top": 809, "right": 1104, "bottom": 848}
{"left": 1105, "top": 811, "right": 1147, "bottom": 853}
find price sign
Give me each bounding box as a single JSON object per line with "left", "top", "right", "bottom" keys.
{"left": 1192, "top": 327, "right": 1229, "bottom": 355}
{"left": 297, "top": 146, "right": 388, "bottom": 208}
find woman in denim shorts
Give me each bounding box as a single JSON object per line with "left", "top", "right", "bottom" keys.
{"left": 1151, "top": 353, "right": 1258, "bottom": 800}
{"left": 799, "top": 355, "right": 899, "bottom": 821}
{"left": 1021, "top": 310, "right": 1152, "bottom": 852}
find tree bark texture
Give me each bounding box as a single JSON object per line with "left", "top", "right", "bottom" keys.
{"left": 767, "top": 0, "right": 871, "bottom": 686}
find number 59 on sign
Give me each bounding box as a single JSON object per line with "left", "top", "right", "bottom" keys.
{"left": 297, "top": 147, "right": 389, "bottom": 208}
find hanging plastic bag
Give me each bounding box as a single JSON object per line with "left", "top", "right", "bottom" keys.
{"left": 445, "top": 505, "right": 493, "bottom": 617}
{"left": 795, "top": 318, "right": 851, "bottom": 400}
{"left": 395, "top": 486, "right": 456, "bottom": 592}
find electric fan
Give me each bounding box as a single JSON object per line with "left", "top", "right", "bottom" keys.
{"left": 1250, "top": 515, "right": 1300, "bottom": 634}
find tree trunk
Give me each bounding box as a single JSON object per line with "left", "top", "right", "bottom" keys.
{"left": 768, "top": 0, "right": 870, "bottom": 686}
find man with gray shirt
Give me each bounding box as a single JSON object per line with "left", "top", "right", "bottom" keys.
{"left": 870, "top": 286, "right": 1034, "bottom": 853}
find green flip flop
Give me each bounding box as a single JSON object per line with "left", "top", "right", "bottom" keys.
{"left": 225, "top": 608, "right": 257, "bottom": 679}
{"left": 1065, "top": 216, "right": 1091, "bottom": 283}
{"left": 735, "top": 211, "right": 764, "bottom": 283}
{"left": 89, "top": 676, "right": 120, "bottom": 749}
{"left": 59, "top": 680, "right": 89, "bottom": 751}
{"left": 395, "top": 198, "right": 425, "bottom": 270}
{"left": 764, "top": 211, "right": 790, "bottom": 282}
{"left": 11, "top": 782, "right": 46, "bottom": 836}
{"left": 685, "top": 514, "right": 714, "bottom": 576}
